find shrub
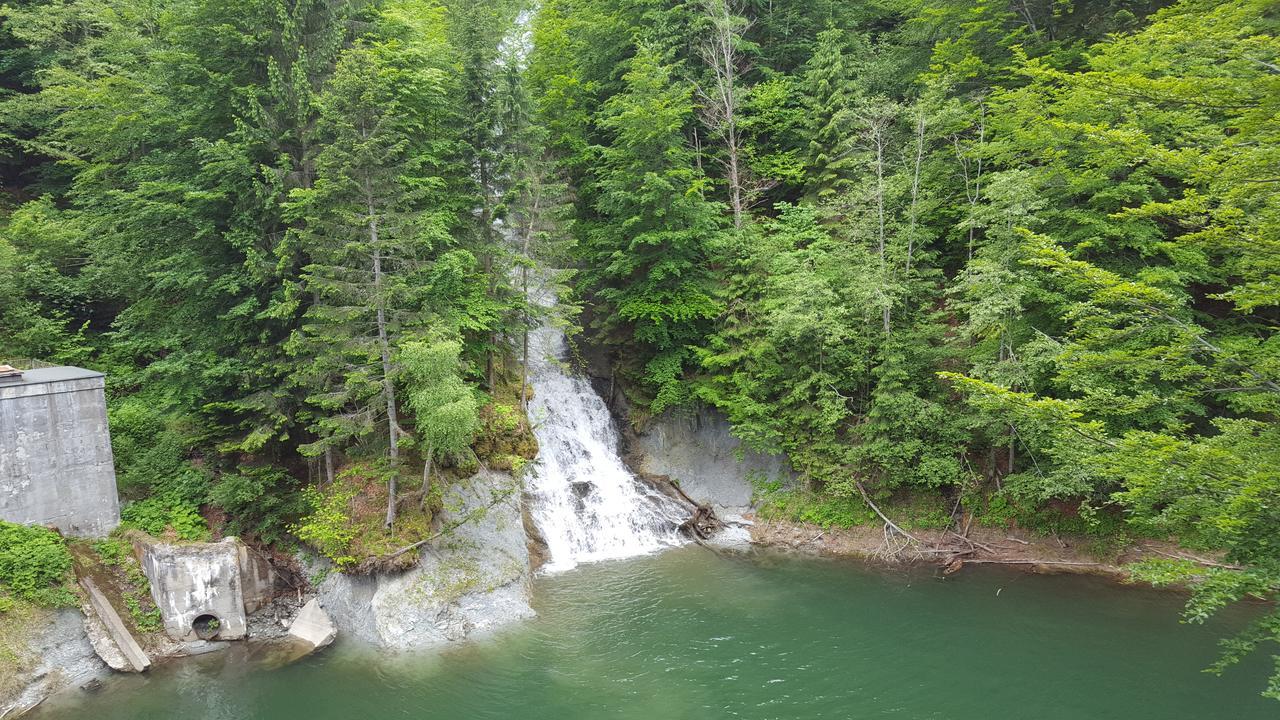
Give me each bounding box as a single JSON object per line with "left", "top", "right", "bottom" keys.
{"left": 208, "top": 466, "right": 305, "bottom": 544}
{"left": 0, "top": 522, "right": 77, "bottom": 608}
{"left": 292, "top": 485, "right": 360, "bottom": 571}
{"left": 121, "top": 496, "right": 209, "bottom": 541}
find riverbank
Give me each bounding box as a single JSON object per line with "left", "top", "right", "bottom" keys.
{"left": 744, "top": 513, "right": 1226, "bottom": 584}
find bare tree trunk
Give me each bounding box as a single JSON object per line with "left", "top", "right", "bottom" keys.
{"left": 699, "top": 0, "right": 750, "bottom": 229}
{"left": 956, "top": 104, "right": 986, "bottom": 261}
{"left": 370, "top": 209, "right": 400, "bottom": 530}
{"left": 1008, "top": 431, "right": 1016, "bottom": 475}
{"left": 521, "top": 264, "right": 530, "bottom": 411}
{"left": 324, "top": 446, "right": 334, "bottom": 487}
{"left": 479, "top": 155, "right": 498, "bottom": 392}
{"left": 906, "top": 109, "right": 926, "bottom": 273}
{"left": 419, "top": 442, "right": 434, "bottom": 509}
{"left": 871, "top": 114, "right": 891, "bottom": 336}
{"left": 520, "top": 180, "right": 541, "bottom": 416}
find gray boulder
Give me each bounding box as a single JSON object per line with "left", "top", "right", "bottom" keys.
{"left": 630, "top": 407, "right": 794, "bottom": 515}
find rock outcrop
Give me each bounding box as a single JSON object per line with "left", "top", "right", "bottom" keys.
{"left": 0, "top": 608, "right": 105, "bottom": 718}
{"left": 315, "top": 469, "right": 535, "bottom": 650}
{"left": 627, "top": 407, "right": 794, "bottom": 515}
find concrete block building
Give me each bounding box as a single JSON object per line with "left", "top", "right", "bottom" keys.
{"left": 0, "top": 365, "right": 121, "bottom": 537}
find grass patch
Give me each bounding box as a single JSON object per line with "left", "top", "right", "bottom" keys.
{"left": 293, "top": 463, "right": 436, "bottom": 573}
{"left": 0, "top": 596, "right": 44, "bottom": 701}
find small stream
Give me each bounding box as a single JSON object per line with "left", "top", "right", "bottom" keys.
{"left": 36, "top": 547, "right": 1274, "bottom": 719}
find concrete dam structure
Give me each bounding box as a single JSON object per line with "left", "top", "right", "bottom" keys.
{"left": 0, "top": 365, "right": 121, "bottom": 537}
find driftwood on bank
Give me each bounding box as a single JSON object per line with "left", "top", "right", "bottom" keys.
{"left": 852, "top": 480, "right": 1105, "bottom": 571}
{"left": 961, "top": 559, "right": 1100, "bottom": 567}
{"left": 854, "top": 481, "right": 924, "bottom": 547}
{"left": 847, "top": 483, "right": 1244, "bottom": 577}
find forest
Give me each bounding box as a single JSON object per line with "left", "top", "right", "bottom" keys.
{"left": 1, "top": 0, "right": 1278, "bottom": 700}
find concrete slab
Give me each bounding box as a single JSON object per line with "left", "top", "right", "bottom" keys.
{"left": 79, "top": 577, "right": 150, "bottom": 672}
{"left": 287, "top": 599, "right": 336, "bottom": 650}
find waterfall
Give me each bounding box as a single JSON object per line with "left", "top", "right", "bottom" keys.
{"left": 524, "top": 285, "right": 688, "bottom": 573}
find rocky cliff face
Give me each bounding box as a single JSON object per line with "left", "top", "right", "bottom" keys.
{"left": 625, "top": 407, "right": 794, "bottom": 517}
{"left": 0, "top": 607, "right": 104, "bottom": 718}
{"left": 315, "top": 469, "right": 535, "bottom": 650}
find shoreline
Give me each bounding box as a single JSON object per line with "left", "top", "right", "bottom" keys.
{"left": 741, "top": 513, "right": 1218, "bottom": 587}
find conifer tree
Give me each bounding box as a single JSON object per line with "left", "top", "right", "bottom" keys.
{"left": 291, "top": 37, "right": 454, "bottom": 529}
{"left": 581, "top": 46, "right": 722, "bottom": 411}
{"left": 799, "top": 27, "right": 862, "bottom": 201}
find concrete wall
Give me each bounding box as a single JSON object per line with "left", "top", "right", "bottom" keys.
{"left": 0, "top": 367, "right": 120, "bottom": 537}
{"left": 236, "top": 543, "right": 277, "bottom": 615}
{"left": 136, "top": 537, "right": 249, "bottom": 641}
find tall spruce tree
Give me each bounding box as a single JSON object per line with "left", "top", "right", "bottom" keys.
{"left": 581, "top": 46, "right": 722, "bottom": 411}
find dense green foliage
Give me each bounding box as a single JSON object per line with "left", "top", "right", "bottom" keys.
{"left": 2, "top": 0, "right": 1278, "bottom": 701}
{"left": 0, "top": 522, "right": 76, "bottom": 610}
{"left": 529, "top": 0, "right": 1280, "bottom": 698}
{"left": 1, "top": 0, "right": 535, "bottom": 546}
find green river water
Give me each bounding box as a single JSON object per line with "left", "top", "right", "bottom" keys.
{"left": 36, "top": 547, "right": 1274, "bottom": 719}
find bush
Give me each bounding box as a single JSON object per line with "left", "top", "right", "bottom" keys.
{"left": 208, "top": 466, "right": 305, "bottom": 544}
{"left": 109, "top": 397, "right": 209, "bottom": 499}
{"left": 0, "top": 522, "right": 77, "bottom": 608}
{"left": 757, "top": 489, "right": 875, "bottom": 529}
{"left": 292, "top": 485, "right": 360, "bottom": 571}
{"left": 109, "top": 396, "right": 212, "bottom": 540}
{"left": 121, "top": 497, "right": 210, "bottom": 541}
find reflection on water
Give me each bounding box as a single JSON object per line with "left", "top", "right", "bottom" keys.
{"left": 36, "top": 547, "right": 1275, "bottom": 720}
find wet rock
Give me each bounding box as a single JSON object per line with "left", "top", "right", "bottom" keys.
{"left": 245, "top": 592, "right": 307, "bottom": 641}
{"left": 171, "top": 640, "right": 229, "bottom": 657}
{"left": 705, "top": 514, "right": 755, "bottom": 551}
{"left": 628, "top": 406, "right": 795, "bottom": 516}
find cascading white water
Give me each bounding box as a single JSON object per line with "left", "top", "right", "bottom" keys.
{"left": 525, "top": 284, "right": 689, "bottom": 573}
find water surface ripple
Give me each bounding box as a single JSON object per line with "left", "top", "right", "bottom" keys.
{"left": 37, "top": 547, "right": 1274, "bottom": 720}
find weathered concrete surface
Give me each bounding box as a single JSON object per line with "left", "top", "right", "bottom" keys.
{"left": 0, "top": 367, "right": 120, "bottom": 538}
{"left": 80, "top": 604, "right": 130, "bottom": 673}
{"left": 287, "top": 599, "right": 336, "bottom": 650}
{"left": 0, "top": 607, "right": 105, "bottom": 718}
{"left": 628, "top": 407, "right": 794, "bottom": 515}
{"left": 136, "top": 537, "right": 248, "bottom": 642}
{"left": 236, "top": 543, "right": 276, "bottom": 615}
{"left": 315, "top": 469, "right": 535, "bottom": 650}
{"left": 79, "top": 577, "right": 149, "bottom": 672}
